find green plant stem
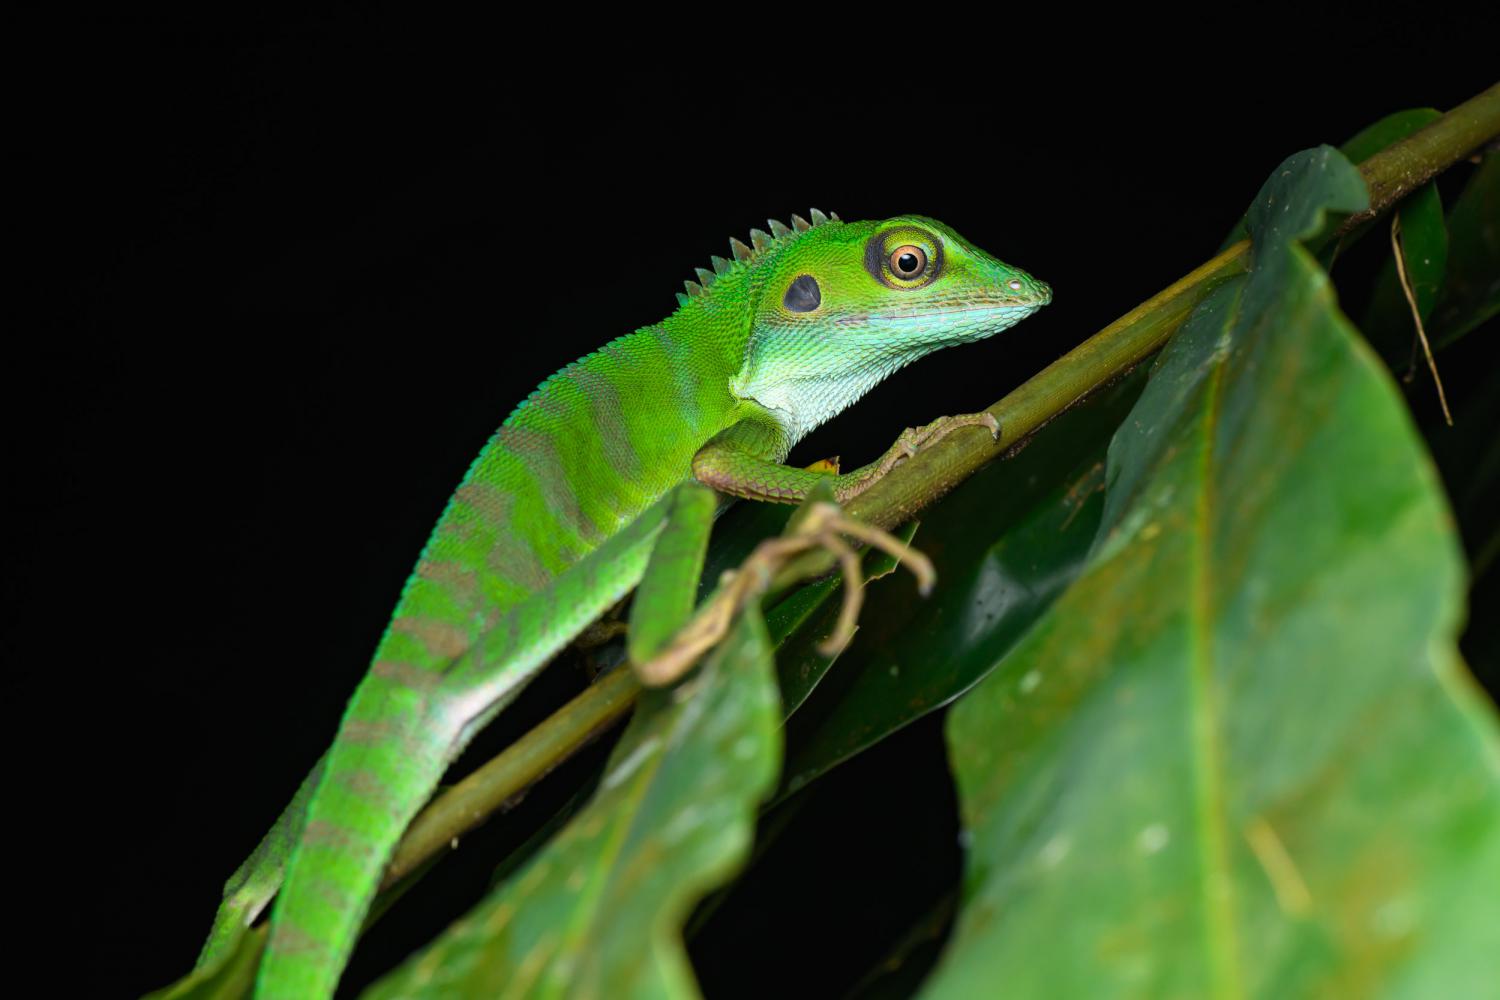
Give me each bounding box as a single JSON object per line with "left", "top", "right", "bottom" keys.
{"left": 1350, "top": 82, "right": 1500, "bottom": 230}
{"left": 375, "top": 83, "right": 1500, "bottom": 891}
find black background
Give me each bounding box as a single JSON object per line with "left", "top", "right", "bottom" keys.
{"left": 10, "top": 14, "right": 1498, "bottom": 997}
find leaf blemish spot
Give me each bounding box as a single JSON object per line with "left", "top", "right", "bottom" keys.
{"left": 1019, "top": 670, "right": 1041, "bottom": 694}
{"left": 1039, "top": 833, "right": 1071, "bottom": 868}
{"left": 603, "top": 736, "right": 661, "bottom": 790}
{"left": 1373, "top": 897, "right": 1418, "bottom": 938}
{"left": 1136, "top": 823, "right": 1170, "bottom": 854}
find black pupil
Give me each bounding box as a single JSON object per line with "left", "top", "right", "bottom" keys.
{"left": 897, "top": 252, "right": 920, "bottom": 275}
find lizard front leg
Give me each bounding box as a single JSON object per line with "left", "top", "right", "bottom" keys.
{"left": 692, "top": 411, "right": 999, "bottom": 505}
{"left": 631, "top": 410, "right": 966, "bottom": 687}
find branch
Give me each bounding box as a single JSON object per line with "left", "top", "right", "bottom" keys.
{"left": 376, "top": 83, "right": 1500, "bottom": 896}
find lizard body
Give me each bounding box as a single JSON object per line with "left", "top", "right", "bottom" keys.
{"left": 202, "top": 211, "right": 1050, "bottom": 997}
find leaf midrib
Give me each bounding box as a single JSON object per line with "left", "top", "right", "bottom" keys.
{"left": 1188, "top": 346, "right": 1243, "bottom": 1000}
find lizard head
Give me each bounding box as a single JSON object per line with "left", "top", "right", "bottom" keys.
{"left": 731, "top": 214, "right": 1051, "bottom": 441}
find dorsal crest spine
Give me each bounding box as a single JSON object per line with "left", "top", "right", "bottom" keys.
{"left": 674, "top": 209, "right": 841, "bottom": 307}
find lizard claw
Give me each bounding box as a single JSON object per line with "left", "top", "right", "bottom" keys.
{"left": 875, "top": 412, "right": 1001, "bottom": 479}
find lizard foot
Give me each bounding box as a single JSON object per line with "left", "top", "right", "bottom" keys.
{"left": 632, "top": 503, "right": 934, "bottom": 687}
{"left": 832, "top": 411, "right": 1001, "bottom": 502}
{"left": 874, "top": 411, "right": 1001, "bottom": 479}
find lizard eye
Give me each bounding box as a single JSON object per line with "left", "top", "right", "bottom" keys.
{"left": 890, "top": 246, "right": 927, "bottom": 278}
{"left": 865, "top": 228, "right": 941, "bottom": 289}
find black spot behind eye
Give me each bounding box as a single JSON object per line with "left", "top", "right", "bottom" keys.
{"left": 783, "top": 274, "right": 821, "bottom": 312}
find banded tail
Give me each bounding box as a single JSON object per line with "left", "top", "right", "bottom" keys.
{"left": 254, "top": 322, "right": 744, "bottom": 996}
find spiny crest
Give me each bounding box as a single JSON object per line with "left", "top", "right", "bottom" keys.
{"left": 676, "top": 209, "right": 841, "bottom": 303}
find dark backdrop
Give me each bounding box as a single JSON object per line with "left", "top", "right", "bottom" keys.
{"left": 10, "top": 14, "right": 1497, "bottom": 997}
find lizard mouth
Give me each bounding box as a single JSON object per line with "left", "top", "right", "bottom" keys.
{"left": 836, "top": 301, "right": 1043, "bottom": 326}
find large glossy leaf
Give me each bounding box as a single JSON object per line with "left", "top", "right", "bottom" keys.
{"left": 778, "top": 374, "right": 1143, "bottom": 794}
{"left": 923, "top": 147, "right": 1500, "bottom": 998}
{"left": 364, "top": 610, "right": 780, "bottom": 999}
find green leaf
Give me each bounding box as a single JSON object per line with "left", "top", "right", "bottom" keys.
{"left": 144, "top": 926, "right": 265, "bottom": 1000}
{"left": 1394, "top": 184, "right": 1448, "bottom": 322}
{"left": 1360, "top": 182, "right": 1448, "bottom": 364}
{"left": 1431, "top": 153, "right": 1500, "bottom": 349}
{"left": 778, "top": 373, "right": 1143, "bottom": 794}
{"left": 363, "top": 609, "right": 781, "bottom": 999}
{"left": 1340, "top": 109, "right": 1446, "bottom": 365}
{"left": 924, "top": 147, "right": 1500, "bottom": 998}
{"left": 1439, "top": 362, "right": 1500, "bottom": 697}
{"left": 1350, "top": 109, "right": 1450, "bottom": 368}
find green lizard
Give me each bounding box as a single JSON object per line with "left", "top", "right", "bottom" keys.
{"left": 198, "top": 210, "right": 1050, "bottom": 997}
